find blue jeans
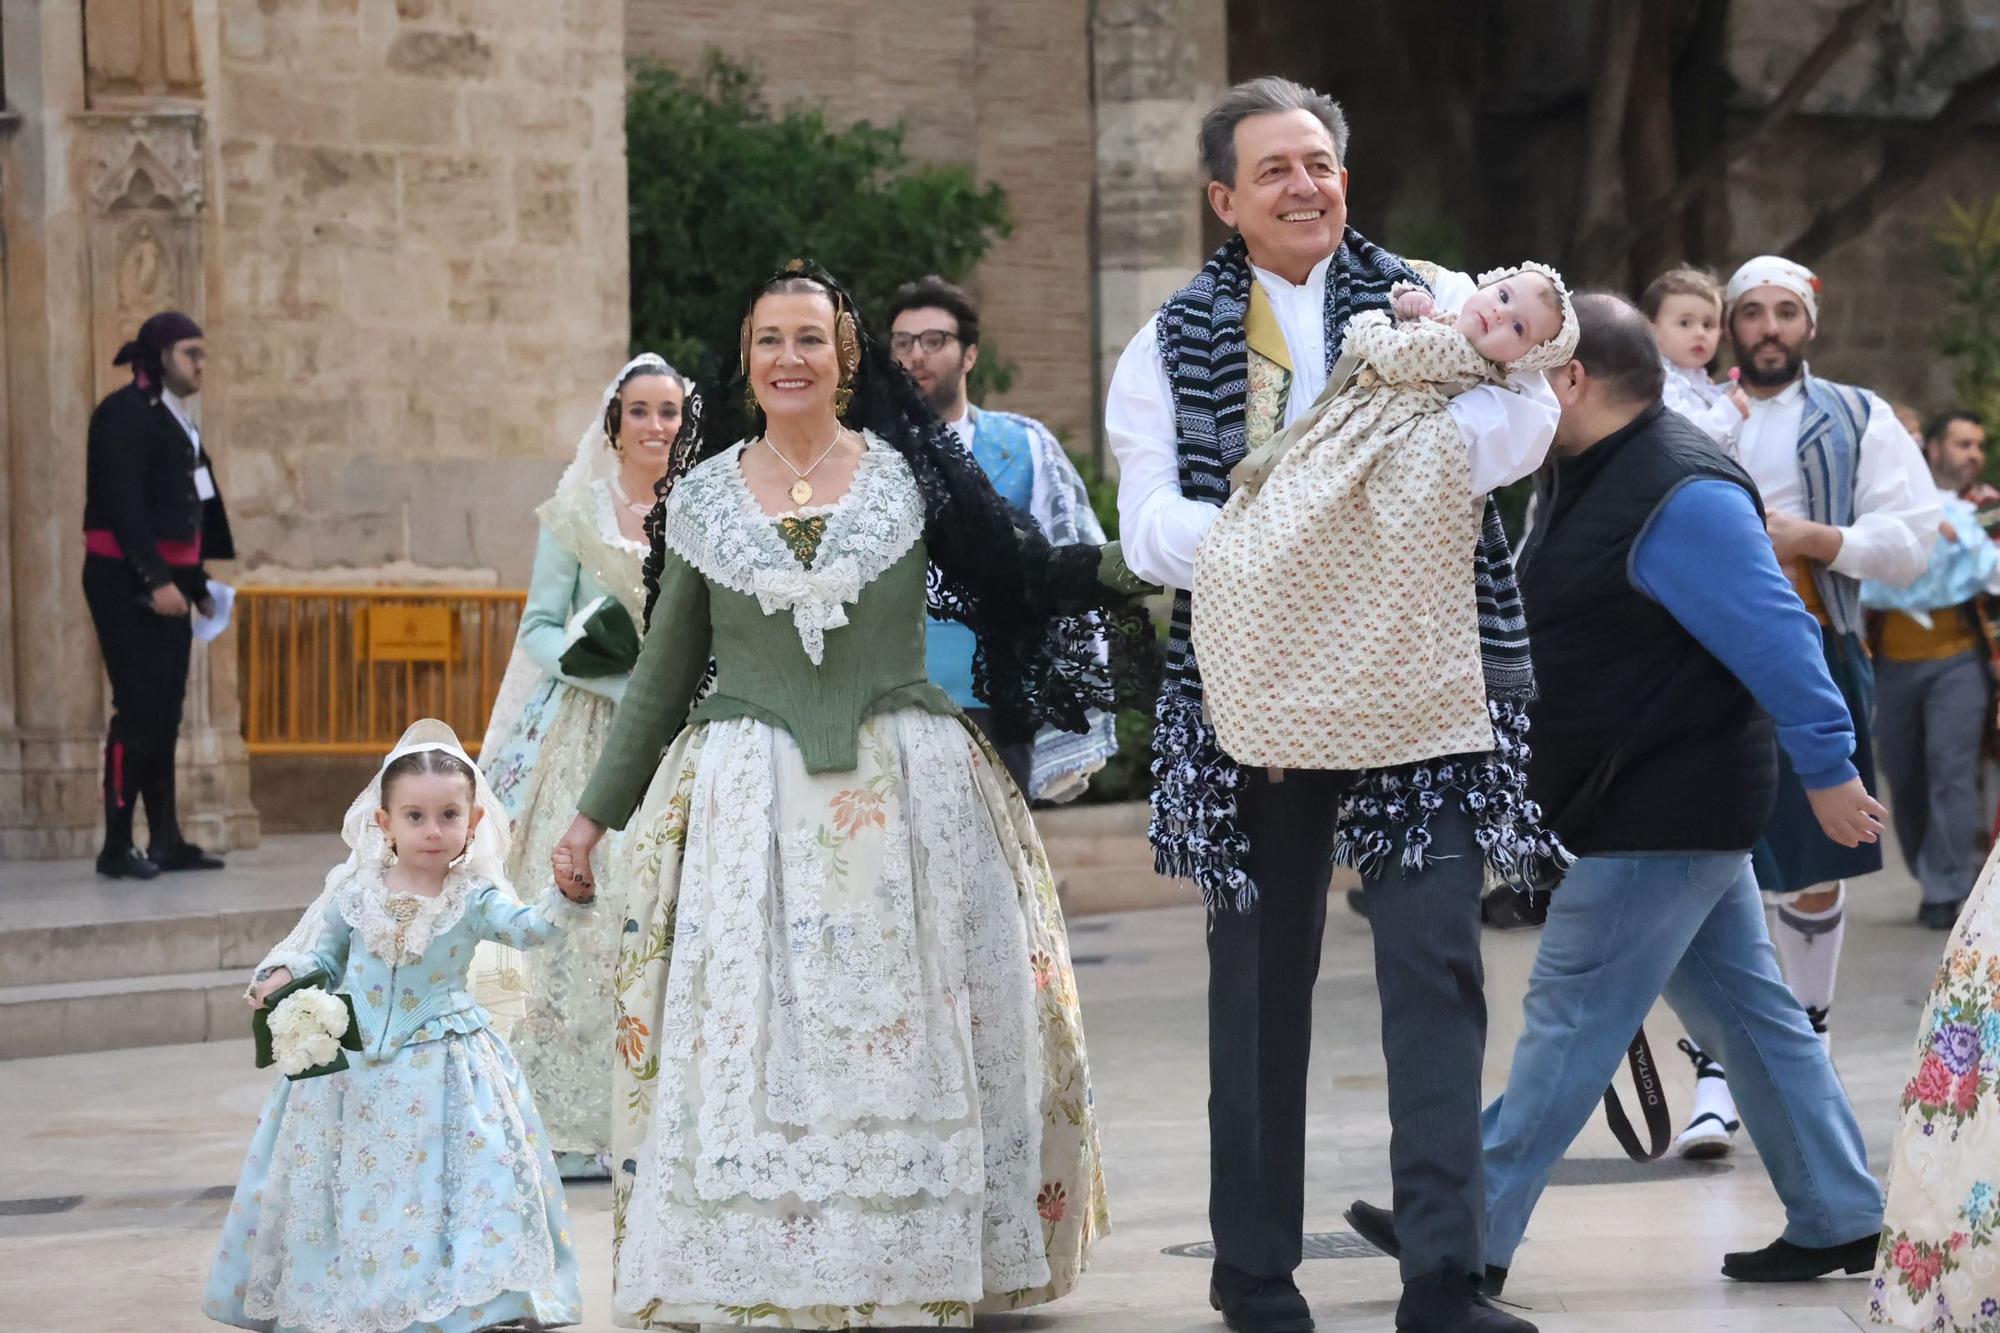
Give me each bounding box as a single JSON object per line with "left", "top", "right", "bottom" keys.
{"left": 1481, "top": 851, "right": 1882, "bottom": 1267}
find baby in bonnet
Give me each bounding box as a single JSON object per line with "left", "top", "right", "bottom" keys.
{"left": 1192, "top": 262, "right": 1578, "bottom": 775}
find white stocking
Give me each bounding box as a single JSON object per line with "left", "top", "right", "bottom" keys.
{"left": 1772, "top": 881, "right": 1846, "bottom": 1051}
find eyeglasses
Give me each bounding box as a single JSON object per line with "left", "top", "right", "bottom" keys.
{"left": 889, "top": 329, "right": 961, "bottom": 356}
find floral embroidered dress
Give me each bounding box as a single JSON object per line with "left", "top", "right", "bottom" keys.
{"left": 576, "top": 434, "right": 1107, "bottom": 1329}
{"left": 476, "top": 357, "right": 666, "bottom": 1169}
{"left": 1873, "top": 840, "right": 2000, "bottom": 1330}
{"left": 203, "top": 868, "right": 589, "bottom": 1333}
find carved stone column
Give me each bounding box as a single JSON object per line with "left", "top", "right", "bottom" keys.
{"left": 0, "top": 0, "right": 256, "bottom": 859}
{"left": 1, "top": 0, "right": 107, "bottom": 858}
{"left": 1090, "top": 0, "right": 1230, "bottom": 473}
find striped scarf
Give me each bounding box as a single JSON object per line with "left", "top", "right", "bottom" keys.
{"left": 1150, "top": 232, "right": 1560, "bottom": 911}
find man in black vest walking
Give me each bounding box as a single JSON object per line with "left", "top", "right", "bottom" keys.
{"left": 1346, "top": 294, "right": 1883, "bottom": 1292}
{"left": 84, "top": 311, "right": 234, "bottom": 879}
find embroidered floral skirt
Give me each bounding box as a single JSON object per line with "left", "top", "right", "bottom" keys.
{"left": 202, "top": 1029, "right": 581, "bottom": 1333}
{"left": 605, "top": 708, "right": 1107, "bottom": 1329}
{"left": 481, "top": 674, "right": 626, "bottom": 1160}
{"left": 1872, "top": 843, "right": 2000, "bottom": 1330}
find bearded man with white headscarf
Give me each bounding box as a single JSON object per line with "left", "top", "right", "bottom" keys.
{"left": 1669, "top": 256, "right": 1941, "bottom": 1174}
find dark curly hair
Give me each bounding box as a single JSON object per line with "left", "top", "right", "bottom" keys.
{"left": 642, "top": 260, "right": 1155, "bottom": 741}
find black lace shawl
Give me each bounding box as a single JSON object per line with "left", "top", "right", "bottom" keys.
{"left": 641, "top": 262, "right": 1157, "bottom": 743}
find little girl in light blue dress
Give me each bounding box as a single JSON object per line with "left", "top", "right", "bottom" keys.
{"left": 203, "top": 720, "right": 589, "bottom": 1333}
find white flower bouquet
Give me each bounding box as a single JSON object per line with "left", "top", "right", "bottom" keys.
{"left": 251, "top": 973, "right": 363, "bottom": 1080}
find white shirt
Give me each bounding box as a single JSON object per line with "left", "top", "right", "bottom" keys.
{"left": 1733, "top": 370, "right": 1940, "bottom": 587}
{"left": 1106, "top": 261, "right": 1560, "bottom": 590}
{"left": 1659, "top": 358, "right": 1744, "bottom": 453}
{"left": 939, "top": 405, "right": 972, "bottom": 451}
{"left": 162, "top": 387, "right": 202, "bottom": 460}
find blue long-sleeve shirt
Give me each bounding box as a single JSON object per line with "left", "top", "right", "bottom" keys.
{"left": 1630, "top": 479, "right": 1858, "bottom": 791}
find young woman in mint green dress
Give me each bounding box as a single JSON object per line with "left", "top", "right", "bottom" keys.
{"left": 550, "top": 263, "right": 1155, "bottom": 1330}
{"left": 475, "top": 355, "right": 693, "bottom": 1179}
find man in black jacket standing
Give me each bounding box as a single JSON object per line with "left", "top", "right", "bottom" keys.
{"left": 84, "top": 311, "right": 234, "bottom": 879}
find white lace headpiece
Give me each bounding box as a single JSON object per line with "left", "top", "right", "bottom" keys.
{"left": 251, "top": 719, "right": 516, "bottom": 984}
{"left": 480, "top": 354, "right": 688, "bottom": 762}
{"left": 549, "top": 351, "right": 689, "bottom": 515}
{"left": 1473, "top": 260, "right": 1580, "bottom": 376}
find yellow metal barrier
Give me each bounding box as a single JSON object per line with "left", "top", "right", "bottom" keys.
{"left": 238, "top": 587, "right": 526, "bottom": 756}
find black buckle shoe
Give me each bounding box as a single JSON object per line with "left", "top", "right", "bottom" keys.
{"left": 1209, "top": 1262, "right": 1314, "bottom": 1332}
{"left": 1721, "top": 1234, "right": 1879, "bottom": 1282}
{"left": 1398, "top": 1270, "right": 1536, "bottom": 1332}
{"left": 1918, "top": 899, "right": 1965, "bottom": 930}
{"left": 96, "top": 848, "right": 161, "bottom": 880}
{"left": 1346, "top": 1200, "right": 1509, "bottom": 1295}
{"left": 151, "top": 843, "right": 225, "bottom": 872}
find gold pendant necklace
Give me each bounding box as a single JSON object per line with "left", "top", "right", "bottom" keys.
{"left": 765, "top": 428, "right": 846, "bottom": 508}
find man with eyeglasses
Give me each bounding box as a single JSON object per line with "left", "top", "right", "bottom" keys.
{"left": 885, "top": 274, "right": 1118, "bottom": 799}
{"left": 84, "top": 310, "right": 236, "bottom": 879}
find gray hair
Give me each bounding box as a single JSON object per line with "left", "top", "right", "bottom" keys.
{"left": 1198, "top": 76, "right": 1350, "bottom": 185}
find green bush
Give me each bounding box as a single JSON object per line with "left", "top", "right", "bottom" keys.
{"left": 626, "top": 53, "right": 1014, "bottom": 395}
{"left": 1936, "top": 195, "right": 2000, "bottom": 480}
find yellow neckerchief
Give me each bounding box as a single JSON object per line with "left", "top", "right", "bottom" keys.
{"left": 1244, "top": 283, "right": 1294, "bottom": 374}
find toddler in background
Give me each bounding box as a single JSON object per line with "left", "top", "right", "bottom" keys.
{"left": 1643, "top": 266, "right": 1749, "bottom": 454}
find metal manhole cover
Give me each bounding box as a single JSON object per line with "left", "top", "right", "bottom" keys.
{"left": 1163, "top": 1231, "right": 1384, "bottom": 1261}
{"left": 1549, "top": 1157, "right": 1735, "bottom": 1186}
{"left": 0, "top": 1195, "right": 82, "bottom": 1217}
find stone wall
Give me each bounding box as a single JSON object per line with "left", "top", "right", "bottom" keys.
{"left": 1721, "top": 0, "right": 2000, "bottom": 412}
{"left": 207, "top": 0, "right": 631, "bottom": 587}
{"left": 1221, "top": 0, "right": 2000, "bottom": 416}
{"left": 625, "top": 0, "right": 1099, "bottom": 449}
{"left": 1091, "top": 0, "right": 1229, "bottom": 470}
{"left": 0, "top": 0, "right": 631, "bottom": 858}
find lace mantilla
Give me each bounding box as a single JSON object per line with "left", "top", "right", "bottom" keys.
{"left": 658, "top": 432, "right": 925, "bottom": 664}
{"left": 337, "top": 865, "right": 483, "bottom": 965}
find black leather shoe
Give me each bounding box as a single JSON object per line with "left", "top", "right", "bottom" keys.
{"left": 1347, "top": 1200, "right": 1510, "bottom": 1295}
{"left": 1721, "top": 1234, "right": 1879, "bottom": 1282}
{"left": 1398, "top": 1270, "right": 1536, "bottom": 1332}
{"left": 96, "top": 848, "right": 161, "bottom": 880}
{"left": 1482, "top": 885, "right": 1550, "bottom": 931}
{"left": 1918, "top": 899, "right": 1965, "bottom": 931}
{"left": 151, "top": 843, "right": 225, "bottom": 872}
{"left": 1347, "top": 1199, "right": 1400, "bottom": 1257}
{"left": 1209, "top": 1262, "right": 1314, "bottom": 1332}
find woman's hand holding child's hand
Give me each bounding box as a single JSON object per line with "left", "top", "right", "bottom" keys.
{"left": 552, "top": 816, "right": 604, "bottom": 904}
{"left": 248, "top": 966, "right": 294, "bottom": 1009}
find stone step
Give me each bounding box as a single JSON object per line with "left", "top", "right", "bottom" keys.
{"left": 2, "top": 903, "right": 315, "bottom": 990}
{"left": 1039, "top": 831, "right": 1154, "bottom": 869}
{"left": 0, "top": 968, "right": 249, "bottom": 1060}
{"left": 0, "top": 834, "right": 336, "bottom": 991}
{"left": 1059, "top": 864, "right": 1196, "bottom": 916}
{"left": 0, "top": 808, "right": 1208, "bottom": 1060}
